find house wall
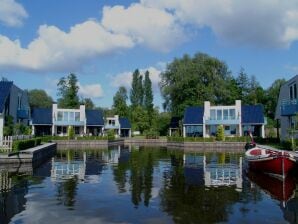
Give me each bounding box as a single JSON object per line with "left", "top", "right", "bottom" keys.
{"left": 275, "top": 75, "right": 298, "bottom": 140}
{"left": 8, "top": 85, "right": 29, "bottom": 125}
{"left": 0, "top": 115, "right": 4, "bottom": 139}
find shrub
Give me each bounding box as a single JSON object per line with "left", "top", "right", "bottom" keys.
{"left": 144, "top": 129, "right": 159, "bottom": 139}
{"left": 167, "top": 136, "right": 184, "bottom": 142}
{"left": 107, "top": 129, "right": 115, "bottom": 140}
{"left": 67, "top": 126, "right": 75, "bottom": 140}
{"left": 225, "top": 136, "right": 248, "bottom": 142}
{"left": 216, "top": 125, "right": 225, "bottom": 141}
{"left": 13, "top": 139, "right": 36, "bottom": 151}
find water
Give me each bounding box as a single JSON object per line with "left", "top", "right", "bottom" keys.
{"left": 0, "top": 145, "right": 298, "bottom": 224}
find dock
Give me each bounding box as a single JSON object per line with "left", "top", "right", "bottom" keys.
{"left": 0, "top": 143, "right": 57, "bottom": 166}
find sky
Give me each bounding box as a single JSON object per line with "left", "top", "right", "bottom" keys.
{"left": 1, "top": 0, "right": 298, "bottom": 109}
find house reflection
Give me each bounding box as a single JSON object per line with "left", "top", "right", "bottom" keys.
{"left": 183, "top": 153, "right": 243, "bottom": 190}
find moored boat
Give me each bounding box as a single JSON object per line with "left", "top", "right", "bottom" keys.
{"left": 245, "top": 146, "right": 296, "bottom": 177}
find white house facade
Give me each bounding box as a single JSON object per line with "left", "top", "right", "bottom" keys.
{"left": 180, "top": 100, "right": 265, "bottom": 138}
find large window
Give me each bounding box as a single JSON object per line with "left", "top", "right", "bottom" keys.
{"left": 186, "top": 125, "right": 203, "bottom": 137}
{"left": 210, "top": 109, "right": 216, "bottom": 120}
{"left": 75, "top": 112, "right": 80, "bottom": 121}
{"left": 229, "top": 109, "right": 236, "bottom": 119}
{"left": 69, "top": 112, "right": 75, "bottom": 121}
{"left": 223, "top": 109, "right": 229, "bottom": 120}
{"left": 217, "top": 110, "right": 222, "bottom": 120}
{"left": 57, "top": 111, "right": 63, "bottom": 121}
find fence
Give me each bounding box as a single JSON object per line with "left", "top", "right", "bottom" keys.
{"left": 0, "top": 135, "right": 32, "bottom": 153}
{"left": 0, "top": 136, "right": 13, "bottom": 153}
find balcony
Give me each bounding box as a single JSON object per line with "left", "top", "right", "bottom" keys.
{"left": 280, "top": 99, "right": 298, "bottom": 116}
{"left": 205, "top": 116, "right": 240, "bottom": 125}
{"left": 53, "top": 119, "right": 85, "bottom": 126}
{"left": 104, "top": 124, "right": 120, "bottom": 129}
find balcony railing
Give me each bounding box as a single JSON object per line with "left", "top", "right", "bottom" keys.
{"left": 205, "top": 116, "right": 240, "bottom": 125}
{"left": 104, "top": 124, "right": 120, "bottom": 129}
{"left": 280, "top": 99, "right": 298, "bottom": 116}
{"left": 53, "top": 119, "right": 85, "bottom": 126}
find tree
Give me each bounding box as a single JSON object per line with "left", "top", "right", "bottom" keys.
{"left": 81, "top": 98, "right": 94, "bottom": 109}
{"left": 236, "top": 68, "right": 250, "bottom": 103}
{"left": 216, "top": 125, "right": 225, "bottom": 141}
{"left": 160, "top": 53, "right": 236, "bottom": 116}
{"left": 130, "top": 69, "right": 144, "bottom": 107}
{"left": 113, "top": 86, "right": 128, "bottom": 117}
{"left": 57, "top": 73, "right": 80, "bottom": 109}
{"left": 265, "top": 79, "right": 286, "bottom": 120}
{"left": 130, "top": 106, "right": 150, "bottom": 134}
{"left": 144, "top": 71, "right": 154, "bottom": 124}
{"left": 28, "top": 89, "right": 53, "bottom": 108}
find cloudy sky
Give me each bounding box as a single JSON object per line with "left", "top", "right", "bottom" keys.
{"left": 1, "top": 0, "right": 298, "bottom": 108}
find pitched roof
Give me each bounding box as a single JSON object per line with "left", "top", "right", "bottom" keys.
{"left": 119, "top": 117, "right": 131, "bottom": 129}
{"left": 183, "top": 106, "right": 204, "bottom": 125}
{"left": 0, "top": 81, "right": 13, "bottom": 112}
{"left": 86, "top": 110, "right": 104, "bottom": 126}
{"left": 31, "top": 108, "right": 53, "bottom": 125}
{"left": 241, "top": 105, "right": 265, "bottom": 124}
{"left": 170, "top": 117, "right": 180, "bottom": 128}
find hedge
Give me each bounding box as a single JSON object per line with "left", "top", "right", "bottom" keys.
{"left": 13, "top": 137, "right": 42, "bottom": 151}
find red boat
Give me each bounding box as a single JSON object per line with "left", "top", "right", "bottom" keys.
{"left": 245, "top": 146, "right": 296, "bottom": 177}
{"left": 247, "top": 171, "right": 295, "bottom": 204}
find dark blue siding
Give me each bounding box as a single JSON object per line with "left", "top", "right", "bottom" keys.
{"left": 241, "top": 105, "right": 264, "bottom": 124}
{"left": 86, "top": 110, "right": 104, "bottom": 126}
{"left": 119, "top": 118, "right": 131, "bottom": 129}
{"left": 0, "top": 81, "right": 13, "bottom": 112}
{"left": 31, "top": 108, "right": 52, "bottom": 125}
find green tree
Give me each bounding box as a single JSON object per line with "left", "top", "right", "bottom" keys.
{"left": 265, "top": 79, "right": 286, "bottom": 120}
{"left": 236, "top": 68, "right": 250, "bottom": 103}
{"left": 113, "top": 86, "right": 128, "bottom": 117}
{"left": 67, "top": 126, "right": 75, "bottom": 140}
{"left": 130, "top": 69, "right": 141, "bottom": 107}
{"left": 216, "top": 125, "right": 225, "bottom": 141}
{"left": 81, "top": 98, "right": 94, "bottom": 109}
{"left": 57, "top": 73, "right": 80, "bottom": 109}
{"left": 27, "top": 89, "right": 53, "bottom": 108}
{"left": 130, "top": 106, "right": 150, "bottom": 134}
{"left": 144, "top": 70, "right": 154, "bottom": 124}
{"left": 3, "top": 115, "right": 14, "bottom": 136}
{"left": 160, "top": 53, "right": 236, "bottom": 116}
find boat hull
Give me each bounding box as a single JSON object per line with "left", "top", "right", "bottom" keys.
{"left": 248, "top": 156, "right": 295, "bottom": 176}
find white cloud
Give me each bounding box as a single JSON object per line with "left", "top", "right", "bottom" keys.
{"left": 79, "top": 82, "right": 104, "bottom": 98}
{"left": 141, "top": 0, "right": 298, "bottom": 48}
{"left": 0, "top": 0, "right": 28, "bottom": 27}
{"left": 101, "top": 3, "right": 186, "bottom": 52}
{"left": 111, "top": 66, "right": 162, "bottom": 91}
{"left": 0, "top": 20, "right": 134, "bottom": 72}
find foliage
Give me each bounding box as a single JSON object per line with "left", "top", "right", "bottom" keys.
{"left": 57, "top": 73, "right": 80, "bottom": 109}
{"left": 160, "top": 53, "right": 237, "bottom": 116}
{"left": 130, "top": 69, "right": 143, "bottom": 107}
{"left": 144, "top": 129, "right": 159, "bottom": 139}
{"left": 14, "top": 123, "right": 31, "bottom": 135}
{"left": 224, "top": 136, "right": 248, "bottom": 142}
{"left": 12, "top": 138, "right": 42, "bottom": 151}
{"left": 264, "top": 79, "right": 286, "bottom": 120}
{"left": 27, "top": 89, "right": 53, "bottom": 108}
{"left": 154, "top": 112, "right": 171, "bottom": 136}
{"left": 144, "top": 71, "right": 153, "bottom": 123}
{"left": 107, "top": 129, "right": 115, "bottom": 140}
{"left": 216, "top": 125, "right": 225, "bottom": 141}
{"left": 3, "top": 115, "right": 14, "bottom": 136}
{"left": 67, "top": 126, "right": 75, "bottom": 140}
{"left": 113, "top": 86, "right": 128, "bottom": 117}
{"left": 81, "top": 98, "right": 95, "bottom": 109}
{"left": 130, "top": 106, "right": 150, "bottom": 134}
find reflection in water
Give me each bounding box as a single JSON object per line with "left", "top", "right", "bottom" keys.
{"left": 2, "top": 146, "right": 298, "bottom": 223}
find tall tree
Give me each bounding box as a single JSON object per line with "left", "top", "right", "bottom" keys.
{"left": 138, "top": 74, "right": 144, "bottom": 106}
{"left": 57, "top": 73, "right": 80, "bottom": 109}
{"left": 144, "top": 71, "right": 154, "bottom": 124}
{"left": 160, "top": 53, "right": 236, "bottom": 116}
{"left": 236, "top": 68, "right": 250, "bottom": 103}
{"left": 113, "top": 86, "right": 128, "bottom": 117}
{"left": 27, "top": 89, "right": 53, "bottom": 108}
{"left": 130, "top": 69, "right": 141, "bottom": 107}
{"left": 81, "top": 98, "right": 95, "bottom": 109}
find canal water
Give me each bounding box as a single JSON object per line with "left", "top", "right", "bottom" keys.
{"left": 1, "top": 146, "right": 298, "bottom": 224}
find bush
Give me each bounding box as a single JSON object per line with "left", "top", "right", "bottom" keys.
{"left": 216, "top": 125, "right": 225, "bottom": 141}
{"left": 144, "top": 129, "right": 159, "bottom": 139}
{"left": 107, "top": 129, "right": 115, "bottom": 140}
{"left": 67, "top": 126, "right": 75, "bottom": 140}
{"left": 77, "top": 136, "right": 109, "bottom": 140}
{"left": 167, "top": 136, "right": 184, "bottom": 142}
{"left": 225, "top": 136, "right": 248, "bottom": 142}
{"left": 13, "top": 138, "right": 41, "bottom": 151}
{"left": 281, "top": 139, "right": 294, "bottom": 151}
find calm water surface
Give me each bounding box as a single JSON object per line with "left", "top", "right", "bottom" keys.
{"left": 1, "top": 146, "right": 298, "bottom": 224}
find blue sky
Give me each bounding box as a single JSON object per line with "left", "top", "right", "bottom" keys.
{"left": 0, "top": 0, "right": 298, "bottom": 109}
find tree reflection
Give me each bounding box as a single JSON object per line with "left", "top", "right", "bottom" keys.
{"left": 56, "top": 177, "right": 78, "bottom": 209}
{"left": 160, "top": 153, "right": 242, "bottom": 224}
